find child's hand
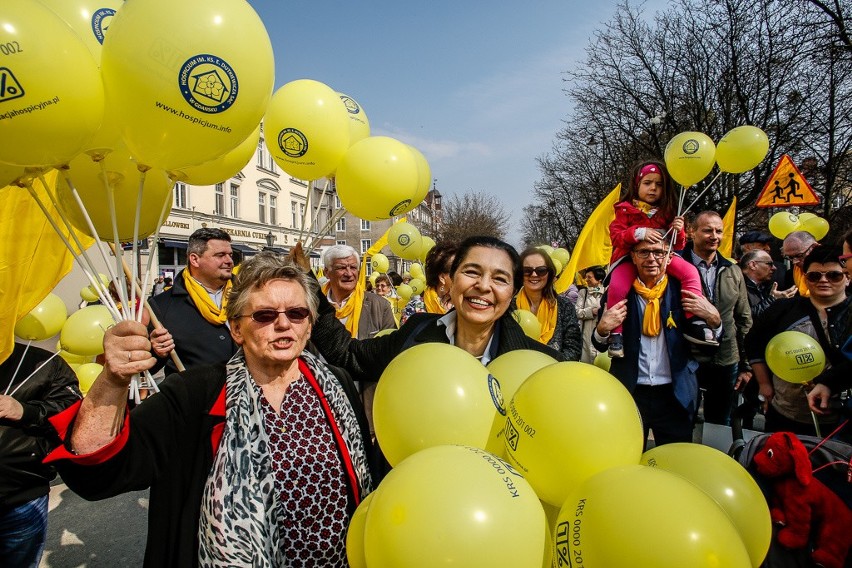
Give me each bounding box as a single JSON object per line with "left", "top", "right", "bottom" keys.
{"left": 644, "top": 229, "right": 663, "bottom": 244}
{"left": 671, "top": 216, "right": 685, "bottom": 232}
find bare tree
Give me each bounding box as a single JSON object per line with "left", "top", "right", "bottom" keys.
{"left": 524, "top": 0, "right": 852, "bottom": 247}
{"left": 436, "top": 191, "right": 510, "bottom": 243}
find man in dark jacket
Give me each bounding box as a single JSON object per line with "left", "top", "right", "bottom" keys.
{"left": 740, "top": 249, "right": 796, "bottom": 321}
{"left": 0, "top": 343, "right": 81, "bottom": 566}
{"left": 148, "top": 228, "right": 239, "bottom": 375}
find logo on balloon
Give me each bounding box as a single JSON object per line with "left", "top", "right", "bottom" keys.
{"left": 487, "top": 374, "right": 506, "bottom": 416}
{"left": 504, "top": 420, "right": 520, "bottom": 451}
{"left": 389, "top": 200, "right": 412, "bottom": 216}
{"left": 681, "top": 139, "right": 700, "bottom": 155}
{"left": 277, "top": 128, "right": 309, "bottom": 158}
{"left": 91, "top": 9, "right": 116, "bottom": 44}
{"left": 795, "top": 353, "right": 814, "bottom": 365}
{"left": 397, "top": 234, "right": 411, "bottom": 247}
{"left": 178, "top": 54, "right": 238, "bottom": 114}
{"left": 0, "top": 68, "right": 25, "bottom": 103}
{"left": 340, "top": 95, "right": 361, "bottom": 115}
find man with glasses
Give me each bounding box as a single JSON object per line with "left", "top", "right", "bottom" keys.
{"left": 747, "top": 247, "right": 850, "bottom": 437}
{"left": 148, "top": 228, "right": 239, "bottom": 375}
{"left": 740, "top": 250, "right": 796, "bottom": 320}
{"left": 781, "top": 230, "right": 820, "bottom": 297}
{"left": 593, "top": 241, "right": 721, "bottom": 447}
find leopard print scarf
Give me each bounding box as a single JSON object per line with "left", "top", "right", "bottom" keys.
{"left": 197, "top": 350, "right": 372, "bottom": 566}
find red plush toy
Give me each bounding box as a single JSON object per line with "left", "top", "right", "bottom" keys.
{"left": 754, "top": 431, "right": 852, "bottom": 568}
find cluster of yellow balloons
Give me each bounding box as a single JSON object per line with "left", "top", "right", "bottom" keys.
{"left": 765, "top": 330, "right": 826, "bottom": 384}
{"left": 664, "top": 126, "right": 770, "bottom": 187}
{"left": 768, "top": 211, "right": 830, "bottom": 240}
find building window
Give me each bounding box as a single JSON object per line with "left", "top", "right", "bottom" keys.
{"left": 229, "top": 183, "right": 239, "bottom": 218}
{"left": 336, "top": 239, "right": 347, "bottom": 246}
{"left": 360, "top": 239, "right": 371, "bottom": 253}
{"left": 214, "top": 183, "right": 224, "bottom": 215}
{"left": 335, "top": 195, "right": 342, "bottom": 209}
{"left": 257, "top": 140, "right": 264, "bottom": 168}
{"left": 174, "top": 182, "right": 188, "bottom": 209}
{"left": 269, "top": 195, "right": 277, "bottom": 225}
{"left": 336, "top": 217, "right": 346, "bottom": 232}
{"left": 291, "top": 201, "right": 306, "bottom": 227}
{"left": 360, "top": 219, "right": 371, "bottom": 231}
{"left": 258, "top": 192, "right": 266, "bottom": 224}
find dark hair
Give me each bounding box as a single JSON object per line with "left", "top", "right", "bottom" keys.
{"left": 622, "top": 159, "right": 677, "bottom": 220}
{"left": 843, "top": 228, "right": 852, "bottom": 251}
{"left": 802, "top": 246, "right": 844, "bottom": 272}
{"left": 374, "top": 273, "right": 392, "bottom": 287}
{"left": 386, "top": 271, "right": 403, "bottom": 286}
{"left": 584, "top": 266, "right": 607, "bottom": 282}
{"left": 519, "top": 247, "right": 557, "bottom": 301}
{"left": 424, "top": 241, "right": 460, "bottom": 288}
{"left": 449, "top": 236, "right": 522, "bottom": 292}
{"left": 187, "top": 228, "right": 231, "bottom": 256}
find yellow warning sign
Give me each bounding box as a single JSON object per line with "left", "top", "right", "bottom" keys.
{"left": 756, "top": 154, "right": 820, "bottom": 208}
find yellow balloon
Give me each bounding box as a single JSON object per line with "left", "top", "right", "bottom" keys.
{"left": 100, "top": 0, "right": 274, "bottom": 171}
{"left": 60, "top": 305, "right": 115, "bottom": 356}
{"left": 715, "top": 125, "right": 770, "bottom": 174}
{"left": 175, "top": 125, "right": 260, "bottom": 186}
{"left": 642, "top": 443, "right": 771, "bottom": 567}
{"left": 37, "top": 0, "right": 123, "bottom": 62}
{"left": 418, "top": 236, "right": 436, "bottom": 264}
{"left": 335, "top": 136, "right": 420, "bottom": 220}
{"left": 338, "top": 93, "right": 371, "bottom": 146}
{"left": 797, "top": 212, "right": 816, "bottom": 222}
{"left": 57, "top": 146, "right": 173, "bottom": 241}
{"left": 551, "top": 258, "right": 563, "bottom": 276}
{"left": 80, "top": 286, "right": 100, "bottom": 303}
{"left": 373, "top": 344, "right": 506, "bottom": 466}
{"left": 368, "top": 272, "right": 379, "bottom": 287}
{"left": 409, "top": 262, "right": 425, "bottom": 281}
{"left": 75, "top": 362, "right": 103, "bottom": 396}
{"left": 58, "top": 347, "right": 93, "bottom": 366}
{"left": 555, "top": 465, "right": 752, "bottom": 568}
{"left": 388, "top": 221, "right": 422, "bottom": 260}
{"left": 799, "top": 215, "right": 829, "bottom": 241}
{"left": 407, "top": 144, "right": 432, "bottom": 207}
{"left": 505, "top": 362, "right": 644, "bottom": 506}
{"left": 486, "top": 350, "right": 557, "bottom": 404}
{"left": 0, "top": 163, "right": 26, "bottom": 188}
{"left": 345, "top": 492, "right": 374, "bottom": 568}
{"left": 512, "top": 309, "right": 541, "bottom": 340}
{"left": 364, "top": 445, "right": 546, "bottom": 568}
{"left": 264, "top": 79, "right": 350, "bottom": 181}
{"left": 551, "top": 247, "right": 570, "bottom": 267}
{"left": 396, "top": 283, "right": 413, "bottom": 302}
{"left": 370, "top": 253, "right": 389, "bottom": 274}
{"left": 765, "top": 330, "right": 826, "bottom": 384}
{"left": 593, "top": 351, "right": 612, "bottom": 371}
{"left": 373, "top": 328, "right": 395, "bottom": 338}
{"left": 768, "top": 211, "right": 801, "bottom": 239}
{"left": 664, "top": 131, "right": 716, "bottom": 187}
{"left": 0, "top": 0, "right": 104, "bottom": 167}
{"left": 408, "top": 278, "right": 425, "bottom": 296}
{"left": 538, "top": 245, "right": 554, "bottom": 255}
{"left": 14, "top": 293, "right": 68, "bottom": 341}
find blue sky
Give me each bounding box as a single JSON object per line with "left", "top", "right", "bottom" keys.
{"left": 247, "top": 1, "right": 670, "bottom": 246}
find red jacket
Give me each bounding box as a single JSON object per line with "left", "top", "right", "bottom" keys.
{"left": 609, "top": 200, "right": 686, "bottom": 262}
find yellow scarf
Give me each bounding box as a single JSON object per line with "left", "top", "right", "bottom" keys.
{"left": 632, "top": 275, "right": 668, "bottom": 336}
{"left": 514, "top": 289, "right": 557, "bottom": 344}
{"left": 423, "top": 287, "right": 447, "bottom": 315}
{"left": 183, "top": 271, "right": 231, "bottom": 325}
{"left": 633, "top": 199, "right": 658, "bottom": 218}
{"left": 322, "top": 220, "right": 401, "bottom": 338}
{"left": 793, "top": 266, "right": 811, "bottom": 298}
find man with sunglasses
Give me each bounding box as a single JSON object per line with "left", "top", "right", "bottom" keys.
{"left": 746, "top": 246, "right": 850, "bottom": 436}
{"left": 593, "top": 241, "right": 721, "bottom": 447}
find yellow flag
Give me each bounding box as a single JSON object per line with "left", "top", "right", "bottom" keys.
{"left": 719, "top": 196, "right": 737, "bottom": 260}
{"left": 555, "top": 185, "right": 621, "bottom": 294}
{"left": 0, "top": 172, "right": 94, "bottom": 364}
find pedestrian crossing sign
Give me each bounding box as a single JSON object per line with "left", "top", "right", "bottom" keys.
{"left": 756, "top": 154, "right": 820, "bottom": 208}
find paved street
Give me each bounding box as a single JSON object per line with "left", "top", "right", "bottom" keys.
{"left": 40, "top": 481, "right": 147, "bottom": 567}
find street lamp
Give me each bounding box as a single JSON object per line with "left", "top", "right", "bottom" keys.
{"left": 264, "top": 231, "right": 275, "bottom": 250}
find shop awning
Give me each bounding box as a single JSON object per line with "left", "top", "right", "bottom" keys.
{"left": 231, "top": 243, "right": 258, "bottom": 256}
{"left": 160, "top": 239, "right": 187, "bottom": 249}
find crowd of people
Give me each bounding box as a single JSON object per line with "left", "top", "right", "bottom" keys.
{"left": 2, "top": 159, "right": 850, "bottom": 566}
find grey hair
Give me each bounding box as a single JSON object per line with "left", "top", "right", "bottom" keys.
{"left": 784, "top": 230, "right": 818, "bottom": 247}
{"left": 322, "top": 244, "right": 360, "bottom": 269}
{"left": 740, "top": 250, "right": 771, "bottom": 267}
{"left": 225, "top": 252, "right": 318, "bottom": 322}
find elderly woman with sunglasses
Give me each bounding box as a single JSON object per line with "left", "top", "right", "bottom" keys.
{"left": 45, "top": 253, "right": 376, "bottom": 568}
{"left": 510, "top": 247, "right": 582, "bottom": 361}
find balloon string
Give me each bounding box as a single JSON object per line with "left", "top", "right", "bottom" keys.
{"left": 297, "top": 180, "right": 313, "bottom": 245}
{"left": 4, "top": 340, "right": 31, "bottom": 396}
{"left": 101, "top": 160, "right": 131, "bottom": 322}
{"left": 306, "top": 178, "right": 331, "bottom": 247}
{"left": 138, "top": 178, "right": 176, "bottom": 323}
{"left": 32, "top": 173, "right": 120, "bottom": 317}
{"left": 8, "top": 351, "right": 61, "bottom": 398}
{"left": 130, "top": 170, "right": 148, "bottom": 322}
{"left": 308, "top": 207, "right": 347, "bottom": 251}
{"left": 678, "top": 171, "right": 722, "bottom": 219}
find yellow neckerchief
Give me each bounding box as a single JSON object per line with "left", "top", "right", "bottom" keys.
{"left": 321, "top": 220, "right": 400, "bottom": 338}
{"left": 183, "top": 271, "right": 231, "bottom": 325}
{"left": 632, "top": 199, "right": 658, "bottom": 218}
{"left": 632, "top": 275, "right": 668, "bottom": 336}
{"left": 793, "top": 265, "right": 811, "bottom": 298}
{"left": 515, "top": 289, "right": 557, "bottom": 344}
{"left": 423, "top": 287, "right": 447, "bottom": 315}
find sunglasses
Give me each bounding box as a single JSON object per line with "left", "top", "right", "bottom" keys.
{"left": 239, "top": 307, "right": 311, "bottom": 324}
{"left": 804, "top": 271, "right": 846, "bottom": 284}
{"left": 523, "top": 266, "right": 549, "bottom": 277}
{"left": 840, "top": 253, "right": 852, "bottom": 268}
